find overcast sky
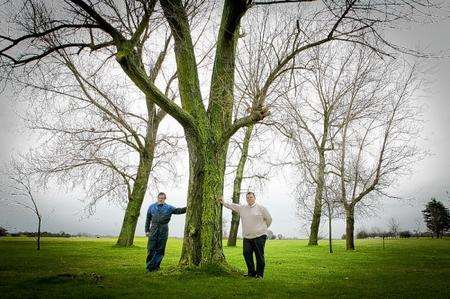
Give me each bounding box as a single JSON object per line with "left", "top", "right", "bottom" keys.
{"left": 0, "top": 8, "right": 449, "bottom": 239}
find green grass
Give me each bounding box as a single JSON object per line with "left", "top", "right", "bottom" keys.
{"left": 0, "top": 237, "right": 449, "bottom": 298}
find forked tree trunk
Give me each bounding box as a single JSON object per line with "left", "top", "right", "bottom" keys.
{"left": 117, "top": 0, "right": 247, "bottom": 266}
{"left": 227, "top": 125, "right": 253, "bottom": 247}
{"left": 345, "top": 205, "right": 355, "bottom": 250}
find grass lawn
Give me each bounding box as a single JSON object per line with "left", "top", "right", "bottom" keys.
{"left": 0, "top": 237, "right": 449, "bottom": 298}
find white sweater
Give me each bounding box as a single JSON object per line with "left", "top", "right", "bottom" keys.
{"left": 223, "top": 202, "right": 272, "bottom": 239}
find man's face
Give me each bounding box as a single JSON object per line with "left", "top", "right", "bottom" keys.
{"left": 157, "top": 194, "right": 166, "bottom": 204}
{"left": 246, "top": 193, "right": 256, "bottom": 206}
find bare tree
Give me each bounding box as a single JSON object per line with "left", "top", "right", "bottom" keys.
{"left": 0, "top": 0, "right": 440, "bottom": 268}
{"left": 413, "top": 218, "right": 422, "bottom": 238}
{"left": 388, "top": 218, "right": 400, "bottom": 238}
{"left": 273, "top": 43, "right": 365, "bottom": 246}
{"left": 332, "top": 56, "right": 422, "bottom": 250}
{"left": 1, "top": 159, "right": 42, "bottom": 250}
{"left": 10, "top": 27, "right": 181, "bottom": 247}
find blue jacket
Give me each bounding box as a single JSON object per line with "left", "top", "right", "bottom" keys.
{"left": 144, "top": 203, "right": 186, "bottom": 234}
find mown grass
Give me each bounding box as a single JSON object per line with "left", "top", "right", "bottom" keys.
{"left": 0, "top": 237, "right": 449, "bottom": 298}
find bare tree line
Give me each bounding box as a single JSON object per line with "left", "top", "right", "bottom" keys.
{"left": 272, "top": 42, "right": 422, "bottom": 250}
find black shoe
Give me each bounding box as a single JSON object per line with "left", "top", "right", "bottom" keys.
{"left": 255, "top": 275, "right": 263, "bottom": 279}
{"left": 244, "top": 273, "right": 256, "bottom": 278}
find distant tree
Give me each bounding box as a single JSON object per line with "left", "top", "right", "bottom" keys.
{"left": 388, "top": 218, "right": 400, "bottom": 238}
{"left": 422, "top": 199, "right": 450, "bottom": 238}
{"left": 2, "top": 159, "right": 42, "bottom": 250}
{"left": 277, "top": 234, "right": 283, "bottom": 240}
{"left": 413, "top": 218, "right": 423, "bottom": 239}
{"left": 0, "top": 226, "right": 7, "bottom": 237}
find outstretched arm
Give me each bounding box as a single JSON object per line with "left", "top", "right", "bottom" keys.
{"left": 172, "top": 207, "right": 187, "bottom": 214}
{"left": 218, "top": 196, "right": 241, "bottom": 213}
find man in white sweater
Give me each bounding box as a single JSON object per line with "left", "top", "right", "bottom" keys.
{"left": 220, "top": 192, "right": 272, "bottom": 278}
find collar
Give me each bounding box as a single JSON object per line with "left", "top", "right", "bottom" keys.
{"left": 249, "top": 202, "right": 256, "bottom": 208}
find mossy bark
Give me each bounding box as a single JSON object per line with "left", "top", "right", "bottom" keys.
{"left": 179, "top": 133, "right": 227, "bottom": 266}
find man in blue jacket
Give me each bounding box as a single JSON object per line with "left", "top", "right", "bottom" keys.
{"left": 145, "top": 192, "right": 186, "bottom": 272}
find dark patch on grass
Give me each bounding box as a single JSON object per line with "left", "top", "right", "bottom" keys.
{"left": 35, "top": 272, "right": 104, "bottom": 285}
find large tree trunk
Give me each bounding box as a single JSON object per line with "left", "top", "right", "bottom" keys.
{"left": 117, "top": 0, "right": 248, "bottom": 266}
{"left": 175, "top": 0, "right": 247, "bottom": 267}
{"left": 179, "top": 134, "right": 227, "bottom": 267}
{"left": 308, "top": 151, "right": 326, "bottom": 246}
{"left": 345, "top": 205, "right": 355, "bottom": 250}
{"left": 227, "top": 125, "right": 253, "bottom": 247}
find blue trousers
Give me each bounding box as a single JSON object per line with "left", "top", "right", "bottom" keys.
{"left": 146, "top": 225, "right": 168, "bottom": 271}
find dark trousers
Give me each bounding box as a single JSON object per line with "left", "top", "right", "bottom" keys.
{"left": 146, "top": 225, "right": 168, "bottom": 271}
{"left": 243, "top": 234, "right": 267, "bottom": 277}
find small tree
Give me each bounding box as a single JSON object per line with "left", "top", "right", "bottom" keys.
{"left": 0, "top": 226, "right": 7, "bottom": 237}
{"left": 413, "top": 218, "right": 422, "bottom": 239}
{"left": 422, "top": 198, "right": 450, "bottom": 238}
{"left": 388, "top": 218, "right": 400, "bottom": 238}
{"left": 2, "top": 159, "right": 42, "bottom": 250}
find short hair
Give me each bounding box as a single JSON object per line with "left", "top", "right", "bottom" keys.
{"left": 157, "top": 192, "right": 166, "bottom": 198}
{"left": 246, "top": 191, "right": 255, "bottom": 197}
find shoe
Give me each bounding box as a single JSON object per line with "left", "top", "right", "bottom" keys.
{"left": 255, "top": 275, "right": 263, "bottom": 279}
{"left": 244, "top": 273, "right": 256, "bottom": 278}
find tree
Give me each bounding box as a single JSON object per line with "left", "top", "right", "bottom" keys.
{"left": 0, "top": 0, "right": 440, "bottom": 268}
{"left": 388, "top": 218, "right": 400, "bottom": 238}
{"left": 413, "top": 218, "right": 422, "bottom": 238}
{"left": 422, "top": 198, "right": 450, "bottom": 238}
{"left": 333, "top": 54, "right": 422, "bottom": 250}
{"left": 19, "top": 46, "right": 181, "bottom": 247}
{"left": 1, "top": 160, "right": 42, "bottom": 250}
{"left": 274, "top": 43, "right": 358, "bottom": 246}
